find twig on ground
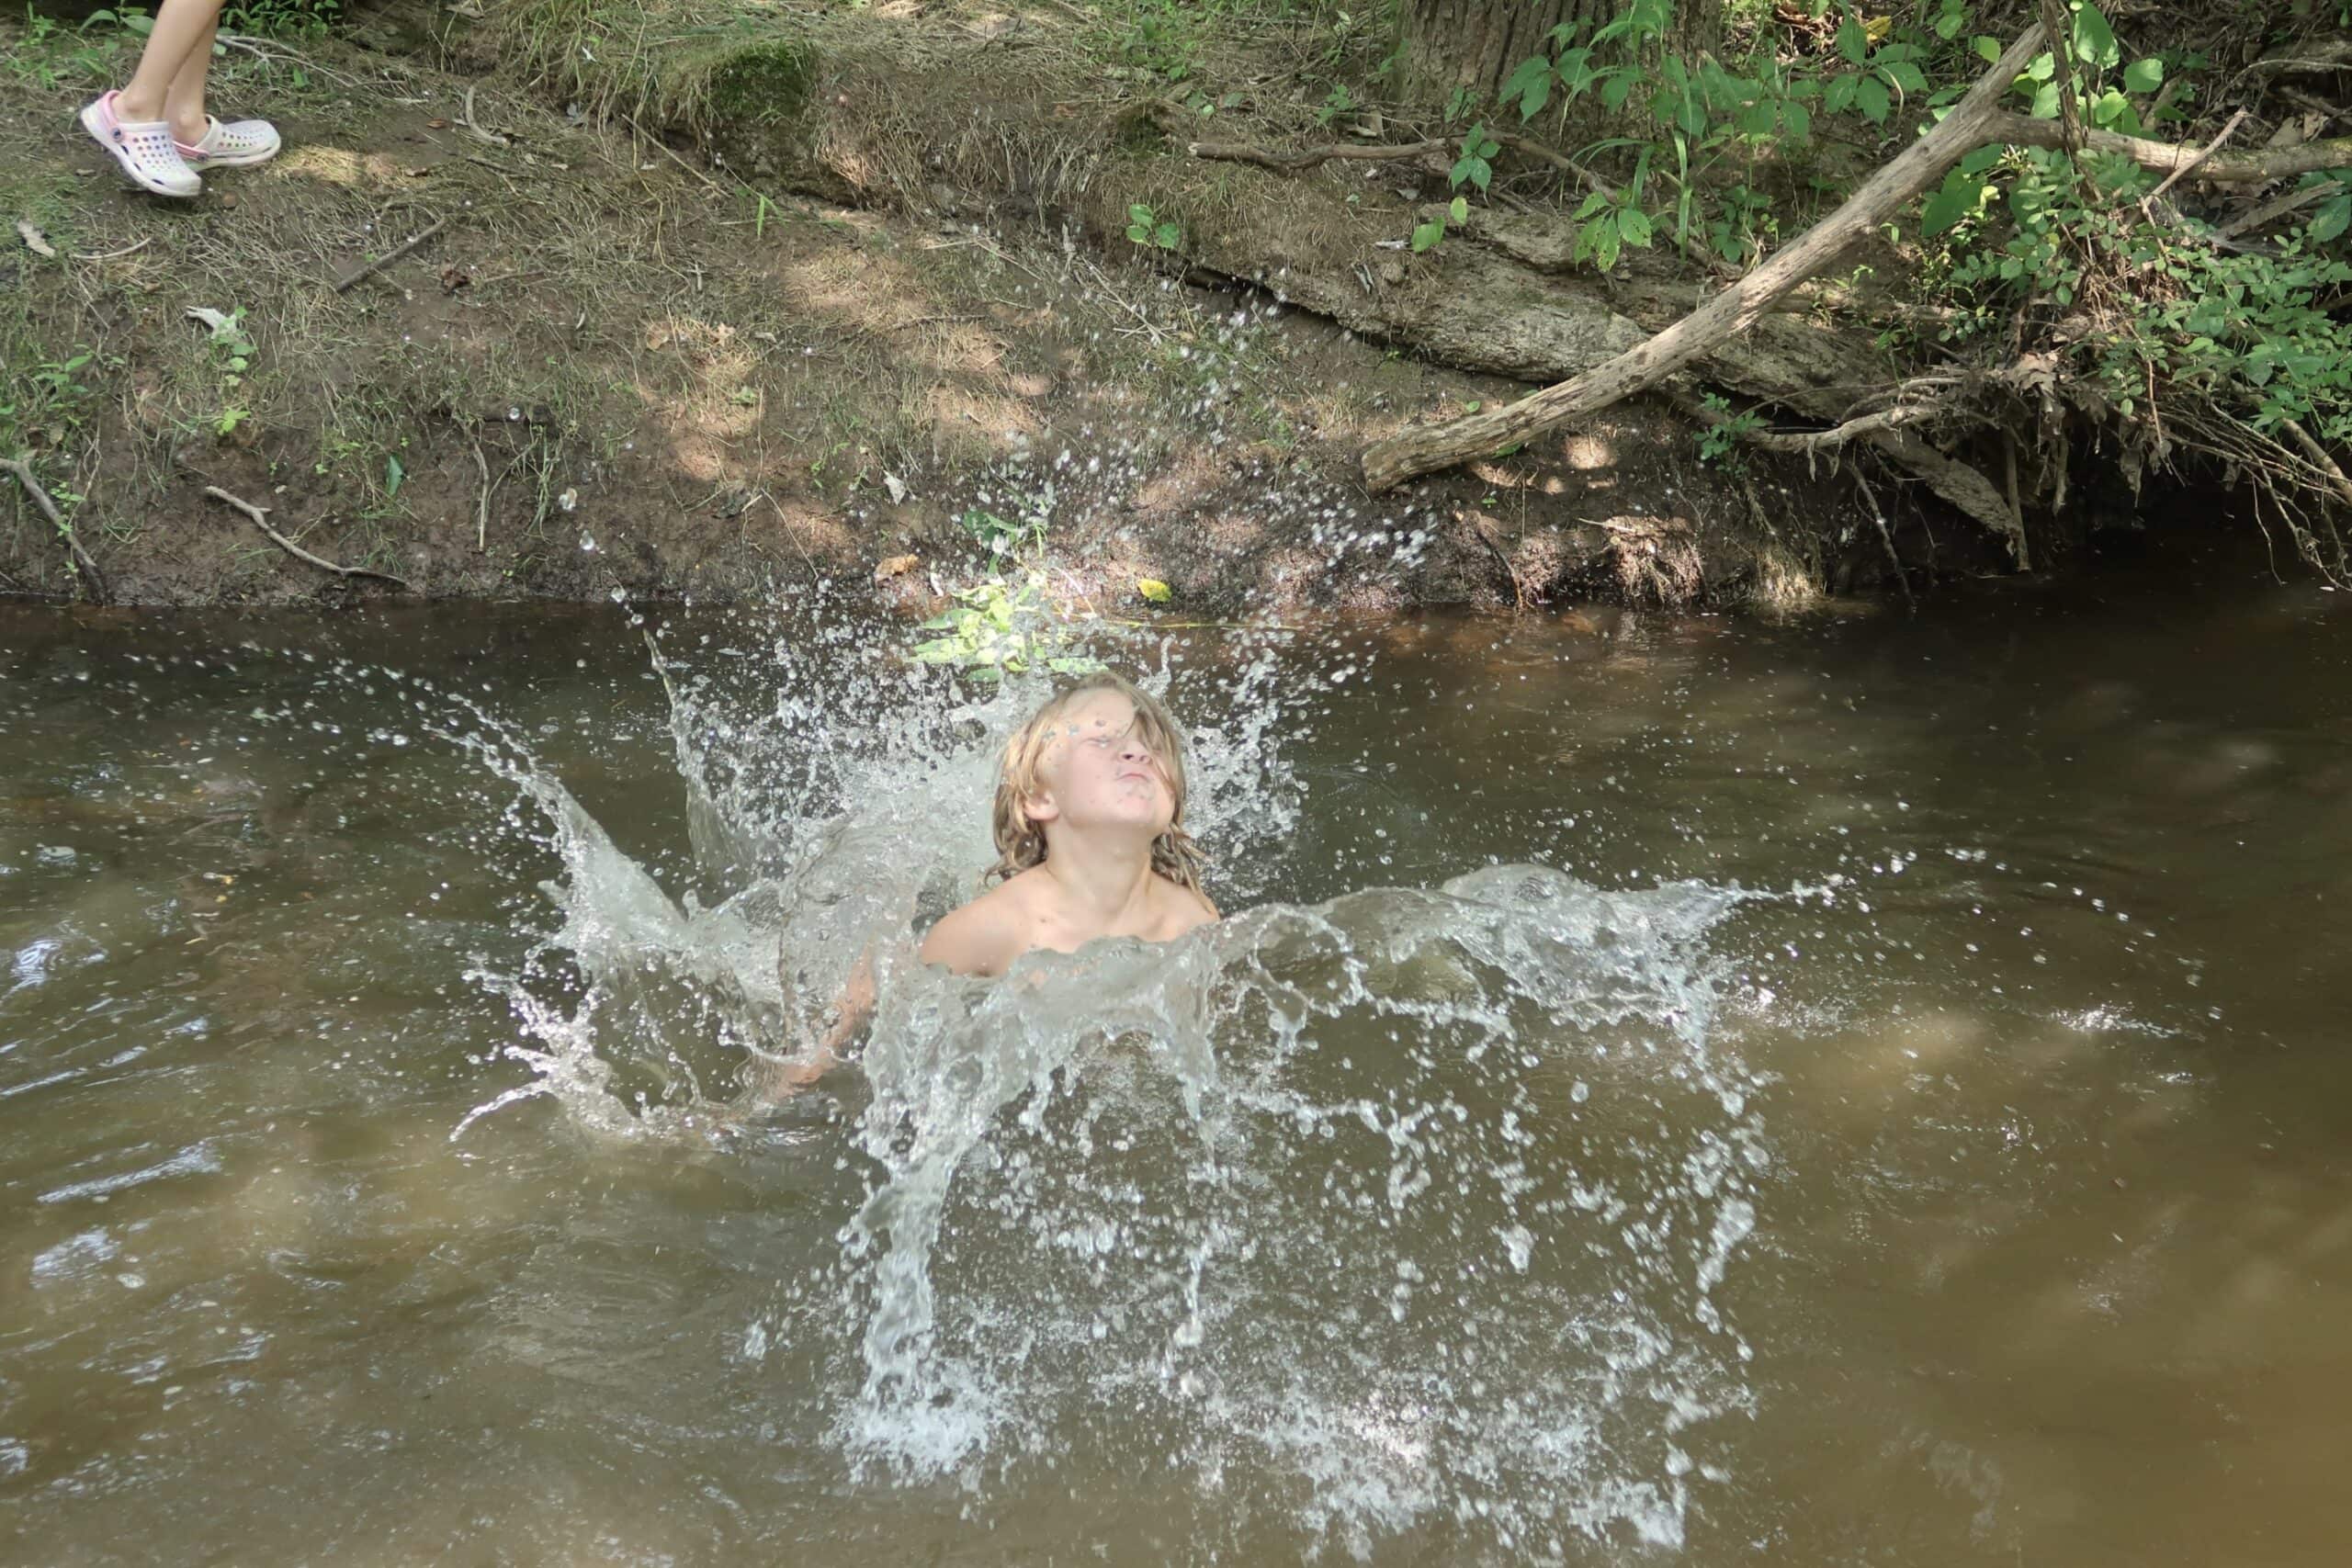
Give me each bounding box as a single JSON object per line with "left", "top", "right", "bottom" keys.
{"left": 763, "top": 492, "right": 820, "bottom": 575}
{"left": 71, "top": 236, "right": 152, "bottom": 263}
{"left": 472, "top": 441, "right": 492, "bottom": 551}
{"left": 621, "top": 112, "right": 730, "bottom": 197}
{"left": 1670, "top": 389, "right": 1964, "bottom": 469}
{"left": 1, "top": 455, "right": 108, "bottom": 604}
{"left": 203, "top": 485, "right": 416, "bottom": 591}
{"left": 1083, "top": 262, "right": 1166, "bottom": 344}
{"left": 2141, "top": 109, "right": 2250, "bottom": 220}
{"left": 1185, "top": 138, "right": 1445, "bottom": 175}
{"left": 216, "top": 33, "right": 363, "bottom": 87}
{"left": 2218, "top": 181, "right": 2336, "bottom": 239}
{"left": 332, "top": 213, "right": 453, "bottom": 293}
{"left": 458, "top": 85, "right": 511, "bottom": 148}
{"left": 2277, "top": 85, "right": 2345, "bottom": 127}
{"left": 2248, "top": 39, "right": 2352, "bottom": 77}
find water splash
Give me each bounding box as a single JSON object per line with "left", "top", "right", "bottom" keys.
{"left": 462, "top": 613, "right": 1768, "bottom": 1557}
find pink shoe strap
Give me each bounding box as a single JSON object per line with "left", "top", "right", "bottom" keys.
{"left": 97, "top": 90, "right": 167, "bottom": 133}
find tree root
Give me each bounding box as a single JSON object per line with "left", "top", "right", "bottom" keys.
{"left": 2280, "top": 420, "right": 2352, "bottom": 511}
{"left": 1668, "top": 388, "right": 1966, "bottom": 460}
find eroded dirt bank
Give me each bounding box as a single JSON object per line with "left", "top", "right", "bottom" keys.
{"left": 4, "top": 2, "right": 2027, "bottom": 613}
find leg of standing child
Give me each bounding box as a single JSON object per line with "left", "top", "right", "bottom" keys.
{"left": 108, "top": 0, "right": 228, "bottom": 126}
{"left": 80, "top": 0, "right": 277, "bottom": 199}
{"left": 156, "top": 12, "right": 225, "bottom": 148}
{"left": 164, "top": 13, "right": 285, "bottom": 172}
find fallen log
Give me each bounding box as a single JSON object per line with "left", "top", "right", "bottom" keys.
{"left": 1362, "top": 25, "right": 2352, "bottom": 544}
{"left": 1984, "top": 113, "right": 2352, "bottom": 183}
{"left": 1361, "top": 26, "right": 2049, "bottom": 496}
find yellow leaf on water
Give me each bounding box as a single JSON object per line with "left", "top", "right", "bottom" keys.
{"left": 1136, "top": 578, "right": 1172, "bottom": 604}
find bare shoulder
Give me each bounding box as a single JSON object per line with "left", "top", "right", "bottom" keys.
{"left": 1159, "top": 876, "right": 1220, "bottom": 935}
{"left": 919, "top": 877, "right": 1035, "bottom": 976}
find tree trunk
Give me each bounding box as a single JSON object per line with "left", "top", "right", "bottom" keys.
{"left": 1395, "top": 0, "right": 1725, "bottom": 108}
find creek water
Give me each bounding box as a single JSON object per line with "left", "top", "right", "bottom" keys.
{"left": 3, "top": 547, "right": 2348, "bottom": 1564}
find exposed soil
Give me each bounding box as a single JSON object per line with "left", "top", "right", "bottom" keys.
{"left": 1, "top": 1, "right": 2001, "bottom": 614}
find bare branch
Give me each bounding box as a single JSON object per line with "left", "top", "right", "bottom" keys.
{"left": 1672, "top": 389, "right": 1963, "bottom": 457}
{"left": 2140, "top": 109, "right": 2250, "bottom": 219}
{"left": 1, "top": 454, "right": 107, "bottom": 603}
{"left": 331, "top": 213, "right": 453, "bottom": 294}
{"left": 1185, "top": 138, "right": 1444, "bottom": 175}
{"left": 204, "top": 485, "right": 416, "bottom": 592}
{"left": 1985, "top": 112, "right": 2352, "bottom": 183}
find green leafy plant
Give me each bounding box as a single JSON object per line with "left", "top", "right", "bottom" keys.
{"left": 1412, "top": 194, "right": 1469, "bottom": 254}
{"left": 1409, "top": 124, "right": 1500, "bottom": 254}
{"left": 194, "top": 309, "right": 254, "bottom": 383}
{"left": 910, "top": 571, "right": 1103, "bottom": 682}
{"left": 1117, "top": 0, "right": 1198, "bottom": 84}
{"left": 958, "top": 504, "right": 1048, "bottom": 558}
{"left": 1693, "top": 391, "right": 1761, "bottom": 465}
{"left": 2, "top": 349, "right": 107, "bottom": 455}
{"left": 1125, "top": 202, "right": 1181, "bottom": 250}
{"left": 220, "top": 0, "right": 336, "bottom": 39}
{"left": 7, "top": 7, "right": 149, "bottom": 90}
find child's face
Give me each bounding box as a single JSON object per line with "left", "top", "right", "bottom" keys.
{"left": 1029, "top": 691, "right": 1175, "bottom": 838}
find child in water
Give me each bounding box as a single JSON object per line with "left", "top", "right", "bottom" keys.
{"left": 920, "top": 671, "right": 1220, "bottom": 976}
{"left": 755, "top": 671, "right": 1216, "bottom": 1094}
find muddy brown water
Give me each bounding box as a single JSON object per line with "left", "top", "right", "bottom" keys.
{"left": 4, "top": 553, "right": 2349, "bottom": 1564}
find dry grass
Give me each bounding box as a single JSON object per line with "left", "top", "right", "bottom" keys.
{"left": 1, "top": 1, "right": 1816, "bottom": 610}
{"left": 0, "top": 6, "right": 1336, "bottom": 603}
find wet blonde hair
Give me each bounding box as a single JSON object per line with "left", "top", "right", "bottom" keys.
{"left": 987, "top": 671, "right": 1208, "bottom": 892}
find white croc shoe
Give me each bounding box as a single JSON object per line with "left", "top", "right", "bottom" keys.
{"left": 80, "top": 90, "right": 201, "bottom": 198}
{"left": 177, "top": 116, "right": 283, "bottom": 171}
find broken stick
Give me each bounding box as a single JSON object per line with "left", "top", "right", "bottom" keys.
{"left": 203, "top": 485, "right": 417, "bottom": 591}
{"left": 1, "top": 454, "right": 109, "bottom": 604}
{"left": 332, "top": 214, "right": 453, "bottom": 294}
{"left": 1186, "top": 138, "right": 1445, "bottom": 175}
